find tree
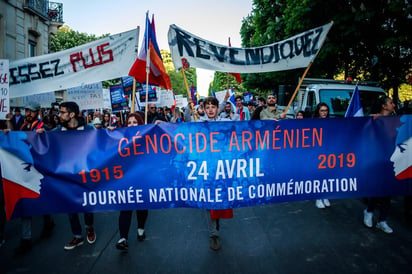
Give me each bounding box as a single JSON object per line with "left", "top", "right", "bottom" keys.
{"left": 49, "top": 26, "right": 118, "bottom": 88}
{"left": 50, "top": 25, "right": 109, "bottom": 52}
{"left": 161, "top": 49, "right": 197, "bottom": 96}
{"left": 240, "top": 0, "right": 412, "bottom": 105}
{"left": 209, "top": 72, "right": 246, "bottom": 96}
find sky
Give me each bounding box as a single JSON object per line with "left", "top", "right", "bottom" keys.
{"left": 58, "top": 0, "right": 253, "bottom": 96}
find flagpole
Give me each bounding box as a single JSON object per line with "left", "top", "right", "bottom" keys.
{"left": 131, "top": 26, "right": 140, "bottom": 114}
{"left": 283, "top": 21, "right": 334, "bottom": 117}
{"left": 283, "top": 62, "right": 313, "bottom": 115}
{"left": 131, "top": 79, "right": 136, "bottom": 113}
{"left": 226, "top": 72, "right": 230, "bottom": 98}
{"left": 144, "top": 12, "right": 150, "bottom": 124}
{"left": 227, "top": 37, "right": 231, "bottom": 97}
{"left": 181, "top": 66, "right": 197, "bottom": 121}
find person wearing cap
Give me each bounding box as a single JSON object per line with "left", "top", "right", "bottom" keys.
{"left": 8, "top": 101, "right": 56, "bottom": 255}
{"left": 10, "top": 107, "right": 24, "bottom": 130}
{"left": 93, "top": 117, "right": 103, "bottom": 129}
{"left": 20, "top": 101, "right": 43, "bottom": 131}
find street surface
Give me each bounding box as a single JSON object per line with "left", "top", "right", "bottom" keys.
{"left": 0, "top": 197, "right": 411, "bottom": 274}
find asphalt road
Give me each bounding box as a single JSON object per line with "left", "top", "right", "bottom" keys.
{"left": 0, "top": 197, "right": 411, "bottom": 274}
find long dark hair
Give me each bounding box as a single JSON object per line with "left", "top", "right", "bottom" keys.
{"left": 313, "top": 103, "right": 329, "bottom": 118}
{"left": 371, "top": 95, "right": 391, "bottom": 114}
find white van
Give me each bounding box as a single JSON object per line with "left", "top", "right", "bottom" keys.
{"left": 285, "top": 78, "right": 386, "bottom": 118}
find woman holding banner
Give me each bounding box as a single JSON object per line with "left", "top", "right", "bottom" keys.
{"left": 313, "top": 103, "right": 332, "bottom": 209}
{"left": 115, "top": 112, "right": 149, "bottom": 251}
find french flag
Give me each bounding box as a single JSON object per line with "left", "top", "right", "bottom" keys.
{"left": 345, "top": 85, "right": 364, "bottom": 117}
{"left": 129, "top": 13, "right": 171, "bottom": 90}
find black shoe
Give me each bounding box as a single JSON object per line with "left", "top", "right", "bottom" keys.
{"left": 41, "top": 220, "right": 55, "bottom": 238}
{"left": 137, "top": 232, "right": 146, "bottom": 242}
{"left": 116, "top": 238, "right": 128, "bottom": 251}
{"left": 210, "top": 236, "right": 221, "bottom": 251}
{"left": 15, "top": 239, "right": 32, "bottom": 255}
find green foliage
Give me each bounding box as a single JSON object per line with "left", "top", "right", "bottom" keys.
{"left": 50, "top": 25, "right": 109, "bottom": 52}
{"left": 209, "top": 72, "right": 246, "bottom": 96}
{"left": 239, "top": 0, "right": 412, "bottom": 103}
{"left": 161, "top": 50, "right": 197, "bottom": 96}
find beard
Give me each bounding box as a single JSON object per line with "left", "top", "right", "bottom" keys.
{"left": 267, "top": 102, "right": 276, "bottom": 107}
{"left": 60, "top": 118, "right": 70, "bottom": 128}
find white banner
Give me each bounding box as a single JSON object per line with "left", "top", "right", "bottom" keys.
{"left": 9, "top": 28, "right": 139, "bottom": 98}
{"left": 0, "top": 60, "right": 10, "bottom": 120}
{"left": 175, "top": 94, "right": 187, "bottom": 109}
{"left": 102, "top": 88, "right": 112, "bottom": 110}
{"left": 10, "top": 91, "right": 56, "bottom": 108}
{"left": 67, "top": 82, "right": 103, "bottom": 110}
{"left": 214, "top": 89, "right": 233, "bottom": 104}
{"left": 159, "top": 89, "right": 175, "bottom": 107}
{"left": 168, "top": 23, "right": 332, "bottom": 73}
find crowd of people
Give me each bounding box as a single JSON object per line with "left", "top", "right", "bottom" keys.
{"left": 0, "top": 92, "right": 411, "bottom": 255}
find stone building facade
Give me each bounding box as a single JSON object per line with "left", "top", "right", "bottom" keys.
{"left": 0, "top": 0, "right": 63, "bottom": 60}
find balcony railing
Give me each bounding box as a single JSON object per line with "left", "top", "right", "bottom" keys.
{"left": 24, "top": 0, "right": 49, "bottom": 19}
{"left": 48, "top": 1, "right": 63, "bottom": 23}
{"left": 24, "top": 0, "right": 63, "bottom": 23}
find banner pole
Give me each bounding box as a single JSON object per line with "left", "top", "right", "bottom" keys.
{"left": 283, "top": 21, "right": 334, "bottom": 117}
{"left": 144, "top": 12, "right": 150, "bottom": 124}
{"left": 130, "top": 25, "right": 140, "bottom": 114}
{"left": 131, "top": 79, "right": 136, "bottom": 113}
{"left": 283, "top": 62, "right": 313, "bottom": 115}
{"left": 181, "top": 65, "right": 197, "bottom": 122}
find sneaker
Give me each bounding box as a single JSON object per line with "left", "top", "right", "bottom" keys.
{"left": 363, "top": 209, "right": 373, "bottom": 228}
{"left": 41, "top": 220, "right": 55, "bottom": 238}
{"left": 323, "top": 199, "right": 331, "bottom": 207}
{"left": 14, "top": 239, "right": 32, "bottom": 255}
{"left": 86, "top": 227, "right": 96, "bottom": 244}
{"left": 64, "top": 237, "right": 84, "bottom": 250}
{"left": 315, "top": 199, "right": 325, "bottom": 209}
{"left": 376, "top": 221, "right": 393, "bottom": 234}
{"left": 137, "top": 229, "right": 146, "bottom": 242}
{"left": 116, "top": 238, "right": 128, "bottom": 251}
{"left": 210, "top": 236, "right": 221, "bottom": 251}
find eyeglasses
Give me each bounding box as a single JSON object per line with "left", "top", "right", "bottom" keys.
{"left": 150, "top": 107, "right": 156, "bottom": 110}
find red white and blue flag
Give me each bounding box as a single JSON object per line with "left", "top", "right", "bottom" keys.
{"left": 190, "top": 85, "right": 198, "bottom": 105}
{"left": 129, "top": 13, "right": 171, "bottom": 90}
{"left": 345, "top": 85, "right": 364, "bottom": 117}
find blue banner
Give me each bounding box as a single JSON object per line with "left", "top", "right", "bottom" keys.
{"left": 1, "top": 115, "right": 411, "bottom": 219}
{"left": 109, "top": 84, "right": 128, "bottom": 112}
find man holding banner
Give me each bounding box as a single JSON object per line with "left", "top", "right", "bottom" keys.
{"left": 6, "top": 101, "right": 55, "bottom": 255}
{"left": 54, "top": 102, "right": 97, "bottom": 250}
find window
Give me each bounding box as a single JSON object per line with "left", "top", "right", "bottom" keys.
{"left": 28, "top": 31, "right": 38, "bottom": 57}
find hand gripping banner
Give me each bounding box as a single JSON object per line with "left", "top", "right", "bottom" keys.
{"left": 0, "top": 115, "right": 411, "bottom": 219}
